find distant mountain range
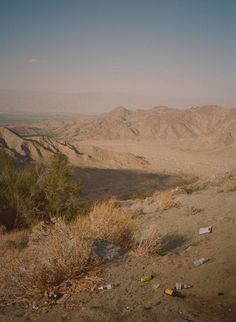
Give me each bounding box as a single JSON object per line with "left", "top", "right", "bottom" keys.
{"left": 28, "top": 105, "right": 236, "bottom": 148}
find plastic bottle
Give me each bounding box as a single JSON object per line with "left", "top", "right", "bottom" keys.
{"left": 98, "top": 283, "right": 113, "bottom": 290}
{"left": 193, "top": 257, "right": 208, "bottom": 267}
{"left": 175, "top": 283, "right": 193, "bottom": 290}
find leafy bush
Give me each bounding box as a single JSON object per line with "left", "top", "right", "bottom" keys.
{"left": 0, "top": 149, "right": 81, "bottom": 228}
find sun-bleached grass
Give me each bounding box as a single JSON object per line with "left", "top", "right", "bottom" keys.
{"left": 89, "top": 199, "right": 135, "bottom": 250}
{"left": 181, "top": 205, "right": 202, "bottom": 216}
{"left": 133, "top": 223, "right": 159, "bottom": 257}
{"left": 0, "top": 219, "right": 93, "bottom": 295}
{"left": 0, "top": 200, "right": 136, "bottom": 296}
{"left": 155, "top": 190, "right": 180, "bottom": 212}
{"left": 216, "top": 178, "right": 236, "bottom": 193}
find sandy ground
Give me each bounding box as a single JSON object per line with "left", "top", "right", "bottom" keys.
{"left": 80, "top": 140, "right": 236, "bottom": 178}
{"left": 1, "top": 186, "right": 236, "bottom": 322}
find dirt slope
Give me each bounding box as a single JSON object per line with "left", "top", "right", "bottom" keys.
{"left": 1, "top": 176, "right": 235, "bottom": 322}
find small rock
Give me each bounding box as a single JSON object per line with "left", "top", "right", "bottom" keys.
{"left": 91, "top": 240, "right": 124, "bottom": 263}
{"left": 32, "top": 301, "right": 39, "bottom": 311}
{"left": 152, "top": 284, "right": 160, "bottom": 289}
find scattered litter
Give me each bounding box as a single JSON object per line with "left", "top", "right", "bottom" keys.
{"left": 175, "top": 283, "right": 193, "bottom": 290}
{"left": 141, "top": 274, "right": 153, "bottom": 282}
{"left": 47, "top": 290, "right": 63, "bottom": 301}
{"left": 152, "top": 284, "right": 160, "bottom": 289}
{"left": 98, "top": 283, "right": 113, "bottom": 290}
{"left": 32, "top": 301, "right": 39, "bottom": 311}
{"left": 164, "top": 289, "right": 185, "bottom": 298}
{"left": 164, "top": 288, "right": 174, "bottom": 296}
{"left": 63, "top": 279, "right": 72, "bottom": 286}
{"left": 199, "top": 226, "right": 212, "bottom": 235}
{"left": 193, "top": 257, "right": 209, "bottom": 267}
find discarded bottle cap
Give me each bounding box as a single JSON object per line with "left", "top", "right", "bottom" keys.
{"left": 141, "top": 274, "right": 153, "bottom": 282}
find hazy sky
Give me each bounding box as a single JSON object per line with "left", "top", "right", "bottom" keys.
{"left": 0, "top": 0, "right": 236, "bottom": 107}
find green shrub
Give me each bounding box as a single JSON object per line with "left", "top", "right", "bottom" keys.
{"left": 0, "top": 149, "right": 81, "bottom": 228}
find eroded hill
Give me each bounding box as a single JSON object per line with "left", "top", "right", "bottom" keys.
{"left": 0, "top": 127, "right": 149, "bottom": 169}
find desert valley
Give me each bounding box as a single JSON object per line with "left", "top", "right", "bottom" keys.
{"left": 1, "top": 1, "right": 235, "bottom": 321}
{"left": 0, "top": 105, "right": 236, "bottom": 321}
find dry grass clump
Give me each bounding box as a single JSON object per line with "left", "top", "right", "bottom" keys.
{"left": 155, "top": 190, "right": 180, "bottom": 212}
{"left": 0, "top": 200, "right": 136, "bottom": 296}
{"left": 0, "top": 219, "right": 93, "bottom": 295}
{"left": 0, "top": 229, "right": 28, "bottom": 252}
{"left": 89, "top": 200, "right": 135, "bottom": 250}
{"left": 216, "top": 178, "right": 236, "bottom": 193}
{"left": 29, "top": 218, "right": 92, "bottom": 291}
{"left": 182, "top": 205, "right": 202, "bottom": 216}
{"left": 133, "top": 223, "right": 159, "bottom": 257}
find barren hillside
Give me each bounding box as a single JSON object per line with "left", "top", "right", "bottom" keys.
{"left": 0, "top": 127, "right": 149, "bottom": 169}
{"left": 39, "top": 105, "right": 236, "bottom": 144}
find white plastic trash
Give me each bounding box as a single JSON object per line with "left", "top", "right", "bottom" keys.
{"left": 199, "top": 226, "right": 212, "bottom": 235}
{"left": 193, "top": 257, "right": 209, "bottom": 266}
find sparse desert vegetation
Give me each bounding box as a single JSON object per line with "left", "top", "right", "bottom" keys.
{"left": 0, "top": 148, "right": 81, "bottom": 228}
{"left": 0, "top": 109, "right": 236, "bottom": 321}
{"left": 89, "top": 200, "right": 135, "bottom": 250}
{"left": 0, "top": 200, "right": 137, "bottom": 298}
{"left": 216, "top": 178, "right": 236, "bottom": 193}
{"left": 134, "top": 223, "right": 160, "bottom": 257}
{"left": 155, "top": 190, "right": 180, "bottom": 212}
{"left": 181, "top": 205, "right": 202, "bottom": 216}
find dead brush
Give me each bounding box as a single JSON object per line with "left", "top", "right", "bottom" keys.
{"left": 28, "top": 218, "right": 93, "bottom": 291}
{"left": 0, "top": 229, "right": 28, "bottom": 252}
{"left": 0, "top": 218, "right": 93, "bottom": 296}
{"left": 89, "top": 199, "right": 135, "bottom": 250}
{"left": 57, "top": 270, "right": 104, "bottom": 294}
{"left": 216, "top": 178, "right": 236, "bottom": 193}
{"left": 0, "top": 201, "right": 136, "bottom": 298}
{"left": 155, "top": 190, "right": 180, "bottom": 212}
{"left": 182, "top": 205, "right": 201, "bottom": 216}
{"left": 133, "top": 224, "right": 159, "bottom": 257}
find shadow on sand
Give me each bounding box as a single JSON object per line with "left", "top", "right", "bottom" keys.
{"left": 158, "top": 233, "right": 188, "bottom": 256}
{"left": 74, "top": 167, "right": 186, "bottom": 202}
